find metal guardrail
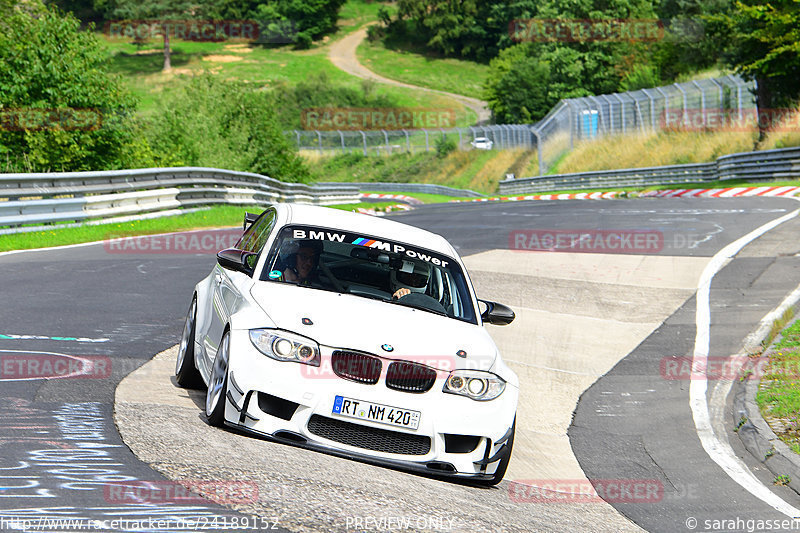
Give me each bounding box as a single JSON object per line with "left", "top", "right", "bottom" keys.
{"left": 0, "top": 167, "right": 360, "bottom": 230}
{"left": 500, "top": 146, "right": 800, "bottom": 194}
{"left": 317, "top": 182, "right": 483, "bottom": 198}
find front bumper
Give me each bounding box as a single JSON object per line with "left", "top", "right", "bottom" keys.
{"left": 223, "top": 331, "right": 518, "bottom": 479}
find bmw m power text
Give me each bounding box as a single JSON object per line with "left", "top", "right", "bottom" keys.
{"left": 175, "top": 204, "right": 518, "bottom": 485}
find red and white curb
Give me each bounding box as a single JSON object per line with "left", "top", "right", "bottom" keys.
{"left": 354, "top": 186, "right": 800, "bottom": 215}
{"left": 449, "top": 186, "right": 800, "bottom": 203}
{"left": 642, "top": 186, "right": 800, "bottom": 198}
{"left": 355, "top": 204, "right": 412, "bottom": 217}
{"left": 359, "top": 193, "right": 423, "bottom": 205}
{"left": 452, "top": 191, "right": 623, "bottom": 202}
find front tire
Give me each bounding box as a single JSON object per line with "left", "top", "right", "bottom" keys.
{"left": 175, "top": 297, "right": 203, "bottom": 388}
{"left": 205, "top": 331, "right": 230, "bottom": 427}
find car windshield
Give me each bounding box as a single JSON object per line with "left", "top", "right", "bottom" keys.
{"left": 260, "top": 224, "right": 477, "bottom": 323}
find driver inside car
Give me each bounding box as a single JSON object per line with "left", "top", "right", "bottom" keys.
{"left": 391, "top": 261, "right": 431, "bottom": 299}
{"left": 283, "top": 240, "right": 323, "bottom": 286}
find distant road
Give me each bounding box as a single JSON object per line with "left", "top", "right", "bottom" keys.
{"left": 328, "top": 26, "right": 492, "bottom": 125}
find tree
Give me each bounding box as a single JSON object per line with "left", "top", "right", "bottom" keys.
{"left": 0, "top": 2, "right": 142, "bottom": 172}
{"left": 104, "top": 0, "right": 201, "bottom": 71}
{"left": 713, "top": 0, "right": 800, "bottom": 113}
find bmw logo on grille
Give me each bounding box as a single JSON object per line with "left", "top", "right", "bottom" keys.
{"left": 381, "top": 344, "right": 394, "bottom": 352}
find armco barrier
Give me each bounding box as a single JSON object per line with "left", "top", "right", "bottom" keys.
{"left": 318, "top": 182, "right": 483, "bottom": 198}
{"left": 501, "top": 146, "right": 800, "bottom": 194}
{"left": 0, "top": 167, "right": 359, "bottom": 231}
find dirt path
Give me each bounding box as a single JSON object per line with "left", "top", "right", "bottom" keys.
{"left": 328, "top": 27, "right": 491, "bottom": 125}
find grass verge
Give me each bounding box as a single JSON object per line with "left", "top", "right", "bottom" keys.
{"left": 356, "top": 37, "right": 489, "bottom": 100}
{"left": 756, "top": 312, "right": 800, "bottom": 455}
{"left": 0, "top": 194, "right": 458, "bottom": 253}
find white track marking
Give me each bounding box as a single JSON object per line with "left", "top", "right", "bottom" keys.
{"left": 691, "top": 199, "right": 800, "bottom": 517}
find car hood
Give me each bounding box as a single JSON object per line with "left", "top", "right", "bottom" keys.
{"left": 250, "top": 283, "right": 498, "bottom": 371}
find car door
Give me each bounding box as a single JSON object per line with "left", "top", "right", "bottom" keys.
{"left": 202, "top": 209, "right": 277, "bottom": 374}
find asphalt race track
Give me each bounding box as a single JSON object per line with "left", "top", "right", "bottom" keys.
{"left": 1, "top": 197, "right": 799, "bottom": 532}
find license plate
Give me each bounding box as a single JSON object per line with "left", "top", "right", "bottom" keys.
{"left": 332, "top": 395, "right": 420, "bottom": 430}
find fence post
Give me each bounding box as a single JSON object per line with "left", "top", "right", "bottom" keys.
{"left": 692, "top": 81, "right": 706, "bottom": 120}
{"left": 424, "top": 130, "right": 429, "bottom": 152}
{"left": 339, "top": 130, "right": 345, "bottom": 153}
{"left": 613, "top": 94, "right": 626, "bottom": 134}
{"left": 674, "top": 83, "right": 688, "bottom": 127}
{"left": 641, "top": 89, "right": 656, "bottom": 130}
{"left": 567, "top": 100, "right": 574, "bottom": 149}
{"left": 316, "top": 130, "right": 322, "bottom": 153}
{"left": 531, "top": 127, "right": 544, "bottom": 175}
{"left": 403, "top": 129, "right": 410, "bottom": 153}
{"left": 655, "top": 87, "right": 669, "bottom": 127}
{"left": 361, "top": 130, "right": 367, "bottom": 156}
{"left": 709, "top": 78, "right": 724, "bottom": 111}
{"left": 382, "top": 130, "right": 389, "bottom": 154}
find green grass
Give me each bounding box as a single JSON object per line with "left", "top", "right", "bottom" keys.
{"left": 756, "top": 315, "right": 800, "bottom": 454}
{"left": 337, "top": 0, "right": 397, "bottom": 37}
{"left": 306, "top": 149, "right": 525, "bottom": 194}
{"left": 0, "top": 191, "right": 463, "bottom": 252}
{"left": 0, "top": 206, "right": 245, "bottom": 252}
{"left": 356, "top": 37, "right": 490, "bottom": 100}
{"left": 101, "top": 34, "right": 473, "bottom": 120}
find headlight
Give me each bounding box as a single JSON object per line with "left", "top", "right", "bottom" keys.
{"left": 249, "top": 329, "right": 320, "bottom": 366}
{"left": 443, "top": 370, "right": 505, "bottom": 401}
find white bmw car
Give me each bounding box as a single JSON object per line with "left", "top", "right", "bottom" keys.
{"left": 175, "top": 204, "right": 518, "bottom": 485}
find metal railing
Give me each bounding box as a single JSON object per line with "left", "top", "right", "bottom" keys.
{"left": 530, "top": 75, "right": 756, "bottom": 175}
{"left": 0, "top": 167, "right": 360, "bottom": 231}
{"left": 287, "top": 125, "right": 534, "bottom": 155}
{"left": 317, "top": 182, "right": 483, "bottom": 197}
{"left": 500, "top": 146, "right": 800, "bottom": 194}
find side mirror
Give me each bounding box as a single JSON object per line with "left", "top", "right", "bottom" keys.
{"left": 217, "top": 248, "right": 257, "bottom": 276}
{"left": 243, "top": 212, "right": 259, "bottom": 231}
{"left": 478, "top": 299, "right": 515, "bottom": 325}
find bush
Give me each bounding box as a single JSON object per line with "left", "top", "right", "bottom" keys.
{"left": 0, "top": 3, "right": 142, "bottom": 172}
{"left": 435, "top": 135, "right": 457, "bottom": 158}
{"left": 143, "top": 75, "right": 311, "bottom": 182}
